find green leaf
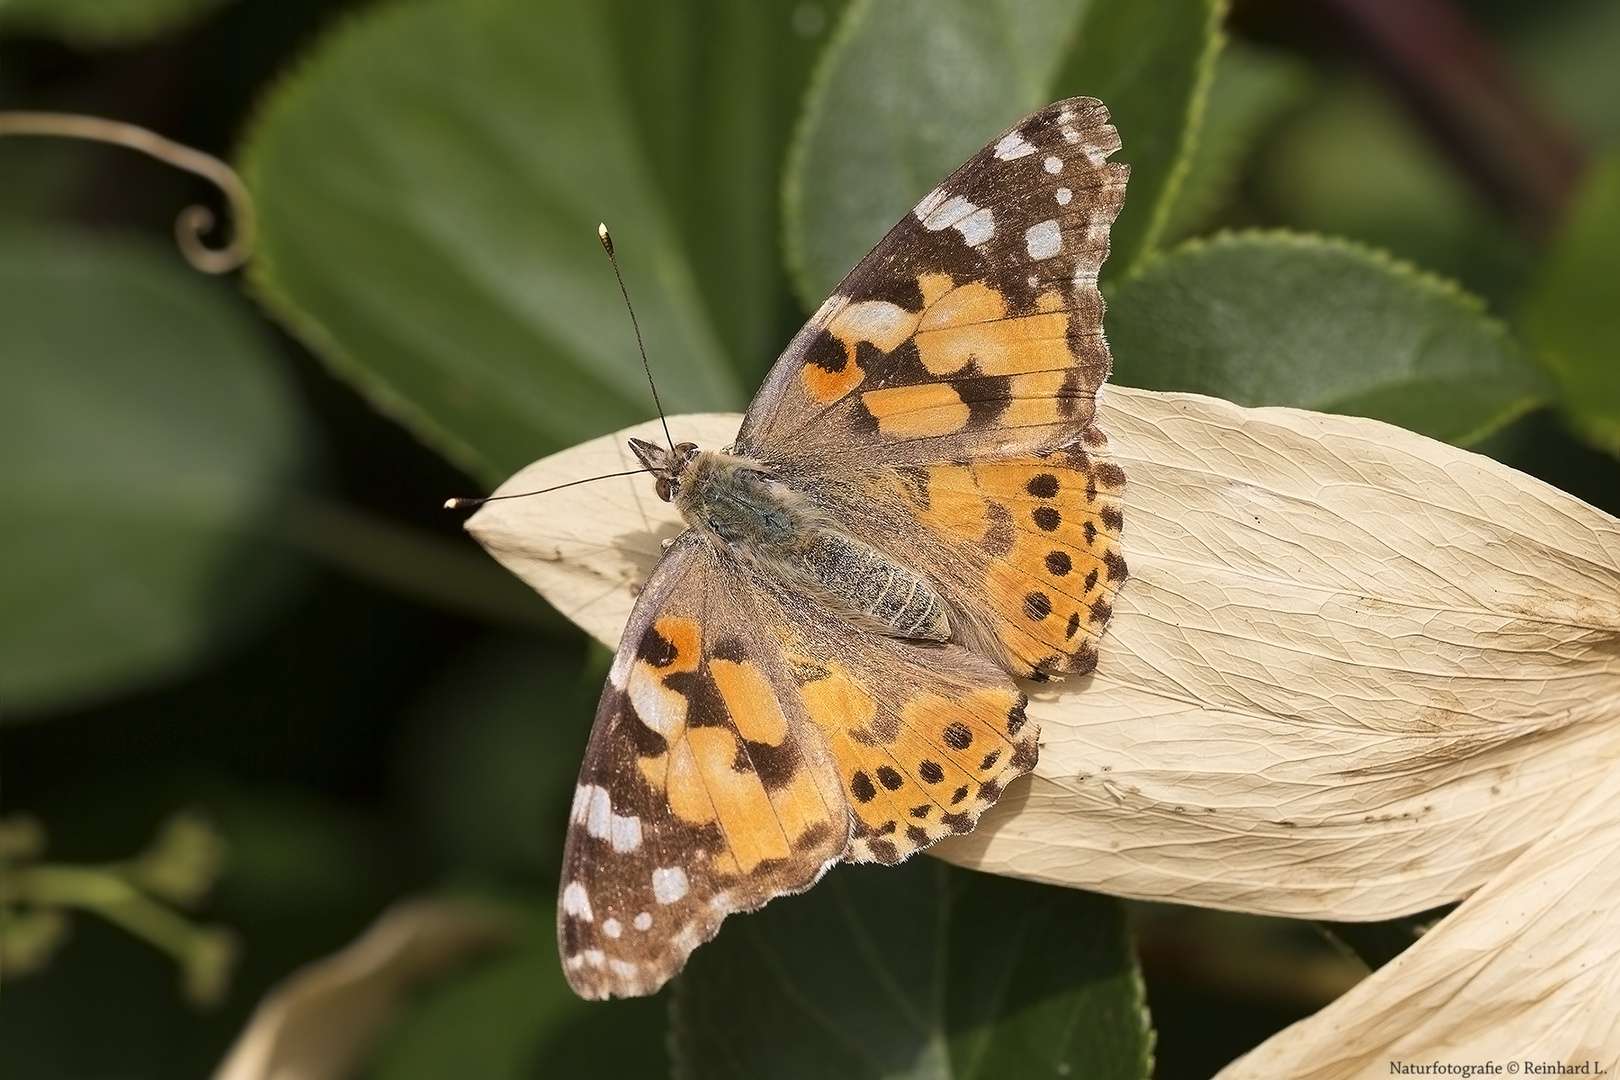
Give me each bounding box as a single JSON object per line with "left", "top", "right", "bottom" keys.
{"left": 788, "top": 0, "right": 1217, "bottom": 304}
{"left": 1050, "top": 0, "right": 1222, "bottom": 275}
{"left": 1523, "top": 153, "right": 1620, "bottom": 454}
{"left": 1106, "top": 232, "right": 1550, "bottom": 445}
{"left": 670, "top": 860, "right": 1150, "bottom": 1080}
{"left": 0, "top": 0, "right": 227, "bottom": 46}
{"left": 600, "top": 0, "right": 851, "bottom": 384}
{"left": 244, "top": 0, "right": 832, "bottom": 486}
{"left": 1158, "top": 41, "right": 1311, "bottom": 244}
{"left": 0, "top": 232, "right": 310, "bottom": 717}
{"left": 785, "top": 0, "right": 1088, "bottom": 306}
{"left": 1251, "top": 76, "right": 1529, "bottom": 308}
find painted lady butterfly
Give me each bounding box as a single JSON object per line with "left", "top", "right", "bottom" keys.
{"left": 469, "top": 98, "right": 1129, "bottom": 999}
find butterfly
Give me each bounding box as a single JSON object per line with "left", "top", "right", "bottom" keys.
{"left": 468, "top": 97, "right": 1129, "bottom": 999}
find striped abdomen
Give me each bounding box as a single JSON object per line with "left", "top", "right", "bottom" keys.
{"left": 788, "top": 532, "right": 951, "bottom": 641}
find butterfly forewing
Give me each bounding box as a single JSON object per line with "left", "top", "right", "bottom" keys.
{"left": 557, "top": 533, "right": 1038, "bottom": 997}
{"left": 739, "top": 97, "right": 1128, "bottom": 467}
{"left": 559, "top": 535, "right": 849, "bottom": 999}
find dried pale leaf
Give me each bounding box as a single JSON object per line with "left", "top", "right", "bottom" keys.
{"left": 1215, "top": 759, "right": 1620, "bottom": 1078}
{"left": 212, "top": 898, "right": 511, "bottom": 1080}
{"left": 467, "top": 387, "right": 1620, "bottom": 919}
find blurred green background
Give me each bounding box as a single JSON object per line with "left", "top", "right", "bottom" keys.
{"left": 2, "top": 0, "right": 1617, "bottom": 1076}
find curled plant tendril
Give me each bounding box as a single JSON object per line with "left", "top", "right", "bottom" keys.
{"left": 0, "top": 110, "right": 254, "bottom": 273}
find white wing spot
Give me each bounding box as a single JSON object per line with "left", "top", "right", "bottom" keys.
{"left": 603, "top": 918, "right": 622, "bottom": 939}
{"left": 1025, "top": 220, "right": 1063, "bottom": 260}
{"left": 1062, "top": 126, "right": 1081, "bottom": 144}
{"left": 610, "top": 959, "right": 638, "bottom": 979}
{"left": 562, "top": 881, "right": 594, "bottom": 922}
{"left": 634, "top": 912, "right": 653, "bottom": 931}
{"left": 1084, "top": 145, "right": 1107, "bottom": 167}
{"left": 583, "top": 948, "right": 605, "bottom": 968}
{"left": 1044, "top": 155, "right": 1063, "bottom": 174}
{"left": 1074, "top": 263, "right": 1099, "bottom": 287}
{"left": 957, "top": 207, "right": 995, "bottom": 246}
{"left": 607, "top": 645, "right": 631, "bottom": 688}
{"left": 913, "top": 187, "right": 948, "bottom": 221}
{"left": 1056, "top": 187, "right": 1072, "bottom": 205}
{"left": 610, "top": 813, "right": 643, "bottom": 853}
{"left": 652, "top": 866, "right": 689, "bottom": 904}
{"left": 584, "top": 786, "right": 612, "bottom": 838}
{"left": 629, "top": 661, "right": 688, "bottom": 737}
{"left": 579, "top": 785, "right": 643, "bottom": 853}
{"left": 570, "top": 783, "right": 604, "bottom": 823}
{"left": 995, "top": 132, "right": 1036, "bottom": 160}
{"left": 915, "top": 192, "right": 996, "bottom": 247}
{"left": 837, "top": 300, "right": 915, "bottom": 346}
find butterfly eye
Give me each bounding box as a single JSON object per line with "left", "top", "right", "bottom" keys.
{"left": 655, "top": 477, "right": 674, "bottom": 502}
{"left": 673, "top": 441, "right": 699, "bottom": 462}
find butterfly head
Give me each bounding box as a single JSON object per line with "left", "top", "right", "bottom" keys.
{"left": 629, "top": 437, "right": 700, "bottom": 503}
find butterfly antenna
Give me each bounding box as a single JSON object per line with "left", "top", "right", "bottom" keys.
{"left": 444, "top": 468, "right": 650, "bottom": 511}
{"left": 598, "top": 223, "right": 675, "bottom": 454}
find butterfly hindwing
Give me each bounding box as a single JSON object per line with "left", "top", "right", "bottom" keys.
{"left": 892, "top": 433, "right": 1129, "bottom": 677}
{"left": 780, "top": 622, "right": 1034, "bottom": 865}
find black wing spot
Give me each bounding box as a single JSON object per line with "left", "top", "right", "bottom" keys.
{"left": 851, "top": 771, "right": 877, "bottom": 803}
{"left": 1012, "top": 741, "right": 1039, "bottom": 771}
{"left": 638, "top": 625, "right": 680, "bottom": 667}
{"left": 804, "top": 328, "right": 848, "bottom": 373}
{"left": 1026, "top": 473, "right": 1060, "bottom": 498}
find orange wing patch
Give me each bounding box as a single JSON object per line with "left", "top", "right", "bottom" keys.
{"left": 621, "top": 615, "right": 843, "bottom": 871}
{"left": 914, "top": 280, "right": 1072, "bottom": 379}
{"left": 861, "top": 382, "right": 972, "bottom": 438}
{"left": 802, "top": 297, "right": 925, "bottom": 404}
